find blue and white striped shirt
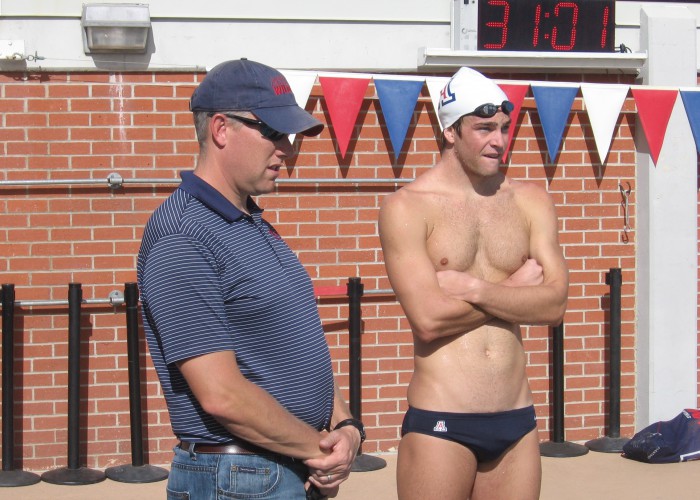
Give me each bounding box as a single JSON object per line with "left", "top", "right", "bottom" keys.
{"left": 137, "top": 171, "right": 335, "bottom": 443}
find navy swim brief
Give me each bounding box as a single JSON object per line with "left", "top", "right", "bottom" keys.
{"left": 401, "top": 405, "right": 537, "bottom": 463}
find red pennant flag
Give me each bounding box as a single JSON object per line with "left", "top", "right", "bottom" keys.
{"left": 319, "top": 76, "right": 371, "bottom": 158}
{"left": 631, "top": 88, "right": 678, "bottom": 165}
{"left": 499, "top": 83, "right": 529, "bottom": 162}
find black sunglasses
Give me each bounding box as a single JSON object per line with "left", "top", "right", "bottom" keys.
{"left": 221, "top": 113, "right": 287, "bottom": 142}
{"left": 466, "top": 100, "right": 514, "bottom": 118}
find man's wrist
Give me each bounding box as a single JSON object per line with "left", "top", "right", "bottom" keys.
{"left": 333, "top": 418, "right": 366, "bottom": 443}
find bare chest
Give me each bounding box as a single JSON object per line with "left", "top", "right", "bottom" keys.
{"left": 427, "top": 196, "right": 530, "bottom": 280}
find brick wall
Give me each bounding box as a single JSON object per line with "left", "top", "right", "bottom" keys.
{"left": 0, "top": 69, "right": 645, "bottom": 471}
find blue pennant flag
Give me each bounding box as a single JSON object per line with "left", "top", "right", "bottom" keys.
{"left": 680, "top": 90, "right": 700, "bottom": 153}
{"left": 374, "top": 79, "right": 424, "bottom": 160}
{"left": 531, "top": 85, "right": 579, "bottom": 163}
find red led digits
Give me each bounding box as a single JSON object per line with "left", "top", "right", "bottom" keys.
{"left": 600, "top": 6, "right": 610, "bottom": 49}
{"left": 551, "top": 2, "right": 578, "bottom": 51}
{"left": 532, "top": 4, "right": 542, "bottom": 48}
{"left": 483, "top": 0, "right": 510, "bottom": 49}
{"left": 476, "top": 0, "right": 614, "bottom": 52}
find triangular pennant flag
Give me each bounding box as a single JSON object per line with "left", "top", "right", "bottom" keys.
{"left": 531, "top": 85, "right": 579, "bottom": 163}
{"left": 374, "top": 79, "right": 425, "bottom": 160}
{"left": 680, "top": 90, "right": 700, "bottom": 153}
{"left": 319, "top": 76, "right": 371, "bottom": 158}
{"left": 631, "top": 88, "right": 678, "bottom": 165}
{"left": 425, "top": 76, "right": 450, "bottom": 130}
{"left": 581, "top": 83, "right": 629, "bottom": 163}
{"left": 280, "top": 70, "right": 319, "bottom": 144}
{"left": 498, "top": 83, "right": 529, "bottom": 161}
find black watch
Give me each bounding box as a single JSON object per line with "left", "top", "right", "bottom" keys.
{"left": 333, "top": 418, "right": 366, "bottom": 443}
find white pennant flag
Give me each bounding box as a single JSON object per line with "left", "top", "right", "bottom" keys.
{"left": 581, "top": 83, "right": 629, "bottom": 163}
{"left": 280, "top": 69, "right": 319, "bottom": 144}
{"left": 425, "top": 76, "right": 450, "bottom": 131}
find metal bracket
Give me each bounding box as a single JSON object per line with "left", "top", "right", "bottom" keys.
{"left": 619, "top": 181, "right": 632, "bottom": 242}
{"left": 107, "top": 172, "right": 124, "bottom": 189}
{"left": 0, "top": 40, "right": 25, "bottom": 60}
{"left": 108, "top": 290, "right": 125, "bottom": 306}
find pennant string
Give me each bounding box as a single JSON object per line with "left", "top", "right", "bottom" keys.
{"left": 282, "top": 70, "right": 700, "bottom": 162}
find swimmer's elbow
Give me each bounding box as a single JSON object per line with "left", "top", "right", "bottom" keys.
{"left": 544, "top": 314, "right": 565, "bottom": 328}
{"left": 544, "top": 298, "right": 568, "bottom": 326}
{"left": 409, "top": 318, "right": 451, "bottom": 344}
{"left": 413, "top": 328, "right": 440, "bottom": 344}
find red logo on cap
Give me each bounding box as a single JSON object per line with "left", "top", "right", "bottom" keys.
{"left": 271, "top": 76, "right": 292, "bottom": 96}
{"left": 439, "top": 81, "right": 456, "bottom": 108}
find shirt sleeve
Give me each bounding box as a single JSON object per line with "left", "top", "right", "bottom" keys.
{"left": 140, "top": 232, "right": 235, "bottom": 365}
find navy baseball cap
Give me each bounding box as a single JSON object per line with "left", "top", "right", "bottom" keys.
{"left": 189, "top": 59, "right": 324, "bottom": 137}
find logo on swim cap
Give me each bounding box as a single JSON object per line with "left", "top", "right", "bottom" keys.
{"left": 437, "top": 67, "right": 508, "bottom": 129}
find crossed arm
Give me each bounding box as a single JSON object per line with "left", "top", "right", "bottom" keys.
{"left": 436, "top": 191, "right": 568, "bottom": 326}
{"left": 378, "top": 184, "right": 568, "bottom": 344}
{"left": 379, "top": 192, "right": 493, "bottom": 343}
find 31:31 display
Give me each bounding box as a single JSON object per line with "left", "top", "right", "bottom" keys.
{"left": 477, "top": 0, "right": 615, "bottom": 52}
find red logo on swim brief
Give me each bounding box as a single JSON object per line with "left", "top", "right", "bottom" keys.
{"left": 433, "top": 420, "right": 448, "bottom": 432}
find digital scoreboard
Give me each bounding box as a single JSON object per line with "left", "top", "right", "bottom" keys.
{"left": 453, "top": 0, "right": 616, "bottom": 53}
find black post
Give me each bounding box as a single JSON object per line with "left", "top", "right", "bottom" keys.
{"left": 105, "top": 283, "right": 168, "bottom": 483}
{"left": 0, "top": 284, "right": 41, "bottom": 487}
{"left": 41, "top": 283, "right": 105, "bottom": 485}
{"left": 348, "top": 278, "right": 363, "bottom": 423}
{"left": 347, "top": 278, "right": 386, "bottom": 473}
{"left": 586, "top": 268, "right": 629, "bottom": 452}
{"left": 67, "top": 283, "right": 81, "bottom": 471}
{"left": 540, "top": 323, "right": 588, "bottom": 457}
{"left": 607, "top": 268, "right": 623, "bottom": 439}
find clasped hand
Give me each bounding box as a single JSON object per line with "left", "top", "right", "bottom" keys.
{"left": 303, "top": 426, "right": 361, "bottom": 498}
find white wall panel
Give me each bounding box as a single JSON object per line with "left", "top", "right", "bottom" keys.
{"left": 1, "top": 1, "right": 699, "bottom": 72}
{"left": 0, "top": 18, "right": 450, "bottom": 71}
{"left": 0, "top": 0, "right": 449, "bottom": 22}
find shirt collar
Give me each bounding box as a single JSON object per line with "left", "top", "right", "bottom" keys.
{"left": 178, "top": 171, "right": 262, "bottom": 222}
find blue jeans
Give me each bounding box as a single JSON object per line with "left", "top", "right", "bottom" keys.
{"left": 166, "top": 445, "right": 309, "bottom": 499}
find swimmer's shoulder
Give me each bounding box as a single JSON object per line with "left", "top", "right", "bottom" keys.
{"left": 381, "top": 170, "right": 447, "bottom": 212}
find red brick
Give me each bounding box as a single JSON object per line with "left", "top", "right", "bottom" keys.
{"left": 0, "top": 71, "right": 650, "bottom": 468}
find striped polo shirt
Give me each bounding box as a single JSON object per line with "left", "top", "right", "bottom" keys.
{"left": 137, "top": 171, "right": 335, "bottom": 443}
